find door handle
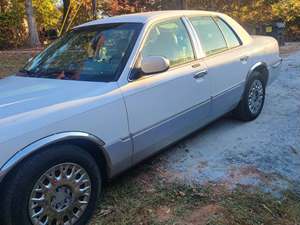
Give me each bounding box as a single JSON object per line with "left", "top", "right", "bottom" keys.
{"left": 193, "top": 70, "right": 208, "bottom": 79}
{"left": 240, "top": 56, "right": 249, "bottom": 63}
{"left": 192, "top": 63, "right": 201, "bottom": 68}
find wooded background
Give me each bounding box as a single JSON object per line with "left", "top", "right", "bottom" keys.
{"left": 0, "top": 0, "right": 299, "bottom": 49}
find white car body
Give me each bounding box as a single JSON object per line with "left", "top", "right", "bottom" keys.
{"left": 0, "top": 10, "right": 282, "bottom": 183}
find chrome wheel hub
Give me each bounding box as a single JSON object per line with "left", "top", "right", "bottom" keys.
{"left": 29, "top": 163, "right": 92, "bottom": 225}
{"left": 248, "top": 79, "right": 264, "bottom": 114}
{"left": 50, "top": 186, "right": 73, "bottom": 212}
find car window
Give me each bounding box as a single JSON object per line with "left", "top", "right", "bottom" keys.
{"left": 214, "top": 17, "right": 241, "bottom": 48}
{"left": 20, "top": 23, "right": 142, "bottom": 82}
{"left": 141, "top": 19, "right": 194, "bottom": 67}
{"left": 189, "top": 16, "right": 227, "bottom": 56}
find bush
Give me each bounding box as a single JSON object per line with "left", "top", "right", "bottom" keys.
{"left": 0, "top": 11, "right": 26, "bottom": 49}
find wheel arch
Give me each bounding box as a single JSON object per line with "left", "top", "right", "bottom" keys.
{"left": 0, "top": 132, "right": 112, "bottom": 187}
{"left": 246, "top": 62, "right": 269, "bottom": 85}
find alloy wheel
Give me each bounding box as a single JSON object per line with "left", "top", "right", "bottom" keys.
{"left": 28, "top": 163, "right": 92, "bottom": 225}
{"left": 248, "top": 79, "right": 264, "bottom": 115}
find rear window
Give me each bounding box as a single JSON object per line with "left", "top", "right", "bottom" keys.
{"left": 189, "top": 16, "right": 227, "bottom": 56}
{"left": 214, "top": 17, "right": 241, "bottom": 48}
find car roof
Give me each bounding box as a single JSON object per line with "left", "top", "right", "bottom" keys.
{"left": 75, "top": 10, "right": 253, "bottom": 45}
{"left": 76, "top": 10, "right": 223, "bottom": 28}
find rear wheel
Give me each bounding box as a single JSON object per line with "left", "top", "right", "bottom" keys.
{"left": 233, "top": 71, "right": 266, "bottom": 121}
{"left": 0, "top": 144, "right": 101, "bottom": 225}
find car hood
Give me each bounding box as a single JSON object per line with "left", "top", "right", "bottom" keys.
{"left": 0, "top": 76, "right": 120, "bottom": 142}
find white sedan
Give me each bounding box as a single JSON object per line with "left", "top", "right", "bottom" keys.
{"left": 0, "top": 10, "right": 282, "bottom": 225}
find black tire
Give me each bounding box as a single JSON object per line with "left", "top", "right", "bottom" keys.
{"left": 0, "top": 144, "right": 101, "bottom": 225}
{"left": 232, "top": 71, "right": 266, "bottom": 121}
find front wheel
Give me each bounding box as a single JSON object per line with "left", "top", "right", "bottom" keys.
{"left": 233, "top": 71, "right": 266, "bottom": 121}
{"left": 0, "top": 144, "right": 101, "bottom": 225}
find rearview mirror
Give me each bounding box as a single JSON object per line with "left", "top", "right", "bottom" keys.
{"left": 141, "top": 56, "right": 170, "bottom": 75}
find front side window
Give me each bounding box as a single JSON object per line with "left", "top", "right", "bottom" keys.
{"left": 214, "top": 17, "right": 241, "bottom": 48}
{"left": 19, "top": 23, "right": 142, "bottom": 82}
{"left": 141, "top": 18, "right": 194, "bottom": 67}
{"left": 189, "top": 16, "right": 227, "bottom": 56}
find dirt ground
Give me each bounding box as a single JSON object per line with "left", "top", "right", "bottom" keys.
{"left": 280, "top": 42, "right": 300, "bottom": 56}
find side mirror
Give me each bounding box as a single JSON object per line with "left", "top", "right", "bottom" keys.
{"left": 140, "top": 56, "right": 170, "bottom": 75}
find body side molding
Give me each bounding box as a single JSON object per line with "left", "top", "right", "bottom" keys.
{"left": 0, "top": 132, "right": 109, "bottom": 182}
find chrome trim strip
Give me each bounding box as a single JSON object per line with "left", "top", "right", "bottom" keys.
{"left": 132, "top": 82, "right": 243, "bottom": 139}
{"left": 271, "top": 58, "right": 283, "bottom": 68}
{"left": 0, "top": 132, "right": 107, "bottom": 183}
{"left": 212, "top": 82, "right": 244, "bottom": 100}
{"left": 211, "top": 81, "right": 245, "bottom": 119}
{"left": 132, "top": 99, "right": 211, "bottom": 164}
{"left": 132, "top": 98, "right": 211, "bottom": 138}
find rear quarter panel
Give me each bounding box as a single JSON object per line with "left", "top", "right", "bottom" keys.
{"left": 247, "top": 36, "right": 281, "bottom": 85}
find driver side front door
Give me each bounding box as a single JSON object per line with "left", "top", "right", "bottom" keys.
{"left": 119, "top": 18, "right": 211, "bottom": 164}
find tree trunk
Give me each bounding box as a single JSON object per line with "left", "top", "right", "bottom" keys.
{"left": 60, "top": 0, "right": 71, "bottom": 35}
{"left": 25, "top": 0, "right": 41, "bottom": 47}
{"left": 62, "top": 0, "right": 71, "bottom": 23}
{"left": 181, "top": 0, "right": 188, "bottom": 9}
{"left": 92, "top": 0, "right": 97, "bottom": 19}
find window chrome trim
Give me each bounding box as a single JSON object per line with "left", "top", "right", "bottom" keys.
{"left": 0, "top": 132, "right": 107, "bottom": 183}
{"left": 213, "top": 16, "right": 243, "bottom": 47}
{"left": 182, "top": 16, "right": 205, "bottom": 58}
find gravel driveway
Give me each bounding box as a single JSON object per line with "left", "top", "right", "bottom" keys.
{"left": 155, "top": 50, "right": 300, "bottom": 195}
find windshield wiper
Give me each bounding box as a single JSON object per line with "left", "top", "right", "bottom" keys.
{"left": 19, "top": 68, "right": 31, "bottom": 73}
{"left": 18, "top": 68, "right": 38, "bottom": 75}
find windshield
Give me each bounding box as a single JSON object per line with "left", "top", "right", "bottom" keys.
{"left": 19, "top": 23, "right": 142, "bottom": 82}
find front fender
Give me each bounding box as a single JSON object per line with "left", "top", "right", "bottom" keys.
{"left": 0, "top": 132, "right": 108, "bottom": 183}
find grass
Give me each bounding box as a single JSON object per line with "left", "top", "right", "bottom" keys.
{"left": 88, "top": 165, "right": 300, "bottom": 225}
{"left": 1, "top": 48, "right": 300, "bottom": 225}
{"left": 0, "top": 50, "right": 37, "bottom": 77}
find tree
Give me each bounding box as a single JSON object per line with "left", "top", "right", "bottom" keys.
{"left": 272, "top": 0, "right": 300, "bottom": 22}
{"left": 92, "top": 0, "right": 97, "bottom": 19}
{"left": 58, "top": 0, "right": 71, "bottom": 35}
{"left": 100, "top": 0, "right": 159, "bottom": 16}
{"left": 0, "top": 2, "right": 25, "bottom": 49}
{"left": 272, "top": 0, "right": 300, "bottom": 40}
{"left": 33, "top": 0, "right": 61, "bottom": 30}
{"left": 25, "top": 0, "right": 41, "bottom": 47}
{"left": 59, "top": 0, "right": 98, "bottom": 36}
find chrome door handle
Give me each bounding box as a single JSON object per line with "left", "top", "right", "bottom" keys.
{"left": 193, "top": 70, "right": 208, "bottom": 79}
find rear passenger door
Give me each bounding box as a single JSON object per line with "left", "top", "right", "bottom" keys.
{"left": 188, "top": 16, "right": 249, "bottom": 118}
